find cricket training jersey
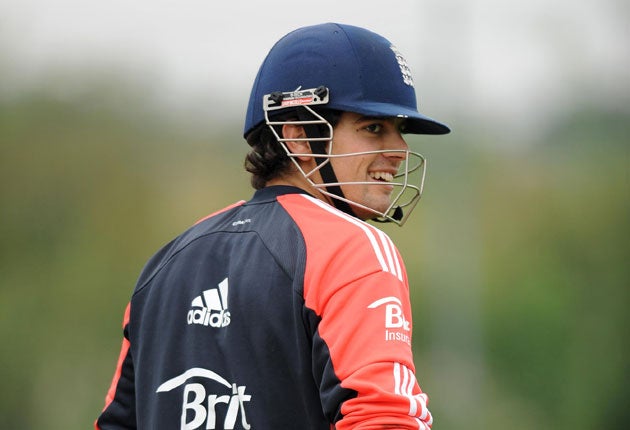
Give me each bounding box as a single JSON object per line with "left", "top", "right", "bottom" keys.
{"left": 96, "top": 186, "right": 433, "bottom": 429}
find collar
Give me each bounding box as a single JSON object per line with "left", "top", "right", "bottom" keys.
{"left": 248, "top": 185, "right": 312, "bottom": 204}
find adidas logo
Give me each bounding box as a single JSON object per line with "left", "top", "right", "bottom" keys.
{"left": 187, "top": 277, "right": 231, "bottom": 328}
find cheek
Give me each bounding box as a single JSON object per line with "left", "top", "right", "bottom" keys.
{"left": 334, "top": 158, "right": 368, "bottom": 182}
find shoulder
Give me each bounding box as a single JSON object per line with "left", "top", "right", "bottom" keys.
{"left": 134, "top": 199, "right": 248, "bottom": 292}
{"left": 277, "top": 193, "right": 403, "bottom": 281}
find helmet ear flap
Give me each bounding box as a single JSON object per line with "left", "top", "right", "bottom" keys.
{"left": 294, "top": 109, "right": 356, "bottom": 217}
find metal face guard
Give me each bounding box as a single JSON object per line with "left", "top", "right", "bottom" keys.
{"left": 263, "top": 88, "right": 426, "bottom": 226}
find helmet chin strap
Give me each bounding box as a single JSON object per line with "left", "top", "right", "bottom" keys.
{"left": 297, "top": 110, "right": 357, "bottom": 218}
{"left": 373, "top": 205, "right": 404, "bottom": 223}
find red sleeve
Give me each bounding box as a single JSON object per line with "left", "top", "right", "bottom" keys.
{"left": 280, "top": 194, "right": 433, "bottom": 429}
{"left": 95, "top": 303, "right": 136, "bottom": 429}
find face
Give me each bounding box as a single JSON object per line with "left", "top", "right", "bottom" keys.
{"left": 327, "top": 111, "right": 409, "bottom": 220}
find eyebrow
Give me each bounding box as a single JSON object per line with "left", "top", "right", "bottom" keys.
{"left": 354, "top": 116, "right": 407, "bottom": 129}
{"left": 354, "top": 115, "right": 391, "bottom": 124}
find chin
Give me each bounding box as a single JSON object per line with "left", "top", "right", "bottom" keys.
{"left": 357, "top": 203, "right": 390, "bottom": 220}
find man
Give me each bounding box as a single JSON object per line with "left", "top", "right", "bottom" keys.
{"left": 96, "top": 22, "right": 450, "bottom": 429}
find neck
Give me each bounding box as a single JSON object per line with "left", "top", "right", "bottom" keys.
{"left": 265, "top": 173, "right": 332, "bottom": 206}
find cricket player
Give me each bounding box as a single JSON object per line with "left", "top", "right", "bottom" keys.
{"left": 96, "top": 22, "right": 450, "bottom": 429}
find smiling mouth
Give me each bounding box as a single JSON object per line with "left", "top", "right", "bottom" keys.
{"left": 368, "top": 171, "right": 395, "bottom": 182}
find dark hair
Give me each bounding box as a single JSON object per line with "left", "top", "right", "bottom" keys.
{"left": 244, "top": 108, "right": 341, "bottom": 189}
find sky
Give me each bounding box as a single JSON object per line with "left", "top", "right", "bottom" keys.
{"left": 1, "top": 0, "right": 628, "bottom": 139}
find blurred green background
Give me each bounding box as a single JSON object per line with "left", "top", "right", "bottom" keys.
{"left": 1, "top": 1, "right": 628, "bottom": 429}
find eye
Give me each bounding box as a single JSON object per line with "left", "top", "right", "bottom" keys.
{"left": 364, "top": 123, "right": 383, "bottom": 134}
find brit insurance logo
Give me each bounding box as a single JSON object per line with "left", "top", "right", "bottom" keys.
{"left": 156, "top": 367, "right": 252, "bottom": 430}
{"left": 368, "top": 296, "right": 411, "bottom": 346}
{"left": 187, "top": 277, "right": 231, "bottom": 328}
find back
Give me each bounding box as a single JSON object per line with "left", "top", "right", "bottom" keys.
{"left": 96, "top": 185, "right": 432, "bottom": 430}
{"left": 130, "top": 186, "right": 328, "bottom": 429}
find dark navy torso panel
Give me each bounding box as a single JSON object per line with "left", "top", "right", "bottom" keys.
{"left": 129, "top": 186, "right": 329, "bottom": 429}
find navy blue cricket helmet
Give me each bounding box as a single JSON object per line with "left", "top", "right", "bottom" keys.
{"left": 243, "top": 22, "right": 450, "bottom": 139}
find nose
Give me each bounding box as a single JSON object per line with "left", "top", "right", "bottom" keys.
{"left": 383, "top": 131, "right": 409, "bottom": 160}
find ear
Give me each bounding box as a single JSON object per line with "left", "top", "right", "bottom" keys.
{"left": 282, "top": 123, "right": 313, "bottom": 161}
